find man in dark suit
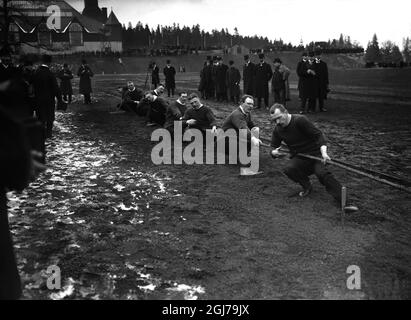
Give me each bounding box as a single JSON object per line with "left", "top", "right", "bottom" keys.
{"left": 314, "top": 51, "right": 329, "bottom": 112}
{"left": 32, "top": 55, "right": 62, "bottom": 138}
{"left": 215, "top": 57, "right": 228, "bottom": 102}
{"left": 296, "top": 52, "right": 307, "bottom": 101}
{"left": 58, "top": 63, "right": 73, "bottom": 104}
{"left": 297, "top": 52, "right": 317, "bottom": 113}
{"left": 226, "top": 60, "right": 241, "bottom": 104}
{"left": 163, "top": 60, "right": 176, "bottom": 97}
{"left": 243, "top": 54, "right": 255, "bottom": 96}
{"left": 254, "top": 53, "right": 273, "bottom": 109}
{"left": 151, "top": 62, "right": 160, "bottom": 89}
{"left": 77, "top": 59, "right": 94, "bottom": 104}
{"left": 0, "top": 105, "right": 45, "bottom": 300}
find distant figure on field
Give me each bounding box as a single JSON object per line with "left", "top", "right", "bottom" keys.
{"left": 163, "top": 60, "right": 176, "bottom": 97}
{"left": 77, "top": 59, "right": 94, "bottom": 104}
{"left": 271, "top": 58, "right": 290, "bottom": 106}
{"left": 226, "top": 60, "right": 241, "bottom": 105}
{"left": 254, "top": 53, "right": 273, "bottom": 109}
{"left": 243, "top": 54, "right": 255, "bottom": 96}
{"left": 58, "top": 63, "right": 73, "bottom": 103}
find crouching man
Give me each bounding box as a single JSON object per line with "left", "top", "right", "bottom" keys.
{"left": 269, "top": 103, "right": 358, "bottom": 212}
{"left": 221, "top": 94, "right": 261, "bottom": 157}
{"left": 182, "top": 93, "right": 217, "bottom": 134}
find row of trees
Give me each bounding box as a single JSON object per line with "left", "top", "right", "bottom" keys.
{"left": 122, "top": 22, "right": 275, "bottom": 50}
{"left": 365, "top": 34, "right": 411, "bottom": 65}
{"left": 122, "top": 23, "right": 365, "bottom": 53}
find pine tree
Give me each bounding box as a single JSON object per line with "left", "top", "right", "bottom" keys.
{"left": 403, "top": 37, "right": 410, "bottom": 63}
{"left": 365, "top": 34, "right": 381, "bottom": 63}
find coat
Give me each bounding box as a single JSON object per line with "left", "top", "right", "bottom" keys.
{"left": 296, "top": 60, "right": 318, "bottom": 99}
{"left": 243, "top": 62, "right": 255, "bottom": 96}
{"left": 33, "top": 65, "right": 61, "bottom": 122}
{"left": 163, "top": 66, "right": 176, "bottom": 89}
{"left": 254, "top": 62, "right": 273, "bottom": 98}
{"left": 0, "top": 106, "right": 32, "bottom": 299}
{"left": 151, "top": 65, "right": 160, "bottom": 85}
{"left": 272, "top": 64, "right": 291, "bottom": 96}
{"left": 215, "top": 63, "right": 228, "bottom": 94}
{"left": 58, "top": 68, "right": 73, "bottom": 95}
{"left": 226, "top": 66, "right": 241, "bottom": 98}
{"left": 314, "top": 60, "right": 329, "bottom": 99}
{"left": 77, "top": 64, "right": 93, "bottom": 94}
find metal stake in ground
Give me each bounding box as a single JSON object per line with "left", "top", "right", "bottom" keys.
{"left": 341, "top": 186, "right": 347, "bottom": 228}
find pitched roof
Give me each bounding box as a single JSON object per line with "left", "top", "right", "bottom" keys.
{"left": 1, "top": 0, "right": 104, "bottom": 34}
{"left": 105, "top": 11, "right": 121, "bottom": 26}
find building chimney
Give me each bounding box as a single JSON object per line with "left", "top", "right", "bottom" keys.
{"left": 101, "top": 7, "right": 108, "bottom": 21}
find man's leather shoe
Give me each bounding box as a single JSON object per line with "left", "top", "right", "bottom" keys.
{"left": 343, "top": 205, "right": 359, "bottom": 213}
{"left": 298, "top": 185, "right": 313, "bottom": 197}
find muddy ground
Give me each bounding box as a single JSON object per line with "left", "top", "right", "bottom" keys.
{"left": 8, "top": 73, "right": 411, "bottom": 300}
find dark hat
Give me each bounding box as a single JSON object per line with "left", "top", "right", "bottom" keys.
{"left": 308, "top": 51, "right": 315, "bottom": 57}
{"left": 302, "top": 52, "right": 308, "bottom": 57}
{"left": 166, "top": 59, "right": 171, "bottom": 64}
{"left": 244, "top": 54, "right": 249, "bottom": 60}
{"left": 206, "top": 55, "right": 211, "bottom": 60}
{"left": 212, "top": 55, "right": 217, "bottom": 61}
{"left": 258, "top": 53, "right": 265, "bottom": 59}
{"left": 217, "top": 56, "right": 222, "bottom": 61}
{"left": 273, "top": 58, "right": 282, "bottom": 64}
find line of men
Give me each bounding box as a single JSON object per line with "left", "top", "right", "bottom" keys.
{"left": 117, "top": 82, "right": 357, "bottom": 213}
{"left": 199, "top": 53, "right": 292, "bottom": 110}
{"left": 297, "top": 51, "right": 329, "bottom": 113}
{"left": 199, "top": 51, "right": 329, "bottom": 113}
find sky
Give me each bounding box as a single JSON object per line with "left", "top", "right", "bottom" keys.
{"left": 66, "top": 0, "right": 411, "bottom": 48}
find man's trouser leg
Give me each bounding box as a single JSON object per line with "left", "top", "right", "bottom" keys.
{"left": 257, "top": 97, "right": 262, "bottom": 109}
{"left": 308, "top": 98, "right": 316, "bottom": 112}
{"left": 313, "top": 161, "right": 342, "bottom": 203}
{"left": 300, "top": 97, "right": 308, "bottom": 112}
{"left": 84, "top": 93, "right": 91, "bottom": 104}
{"left": 273, "top": 90, "right": 280, "bottom": 103}
{"left": 283, "top": 157, "right": 312, "bottom": 189}
{"left": 318, "top": 96, "right": 325, "bottom": 111}
{"left": 264, "top": 92, "right": 269, "bottom": 108}
{"left": 0, "top": 194, "right": 21, "bottom": 300}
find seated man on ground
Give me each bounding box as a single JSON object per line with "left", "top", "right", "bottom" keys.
{"left": 152, "top": 84, "right": 165, "bottom": 97}
{"left": 164, "top": 91, "right": 188, "bottom": 136}
{"left": 144, "top": 91, "right": 168, "bottom": 127}
{"left": 182, "top": 93, "right": 217, "bottom": 134}
{"left": 118, "top": 81, "right": 144, "bottom": 113}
